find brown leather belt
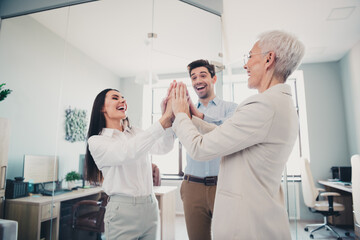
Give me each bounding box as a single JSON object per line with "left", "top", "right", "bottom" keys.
{"left": 184, "top": 174, "right": 218, "bottom": 186}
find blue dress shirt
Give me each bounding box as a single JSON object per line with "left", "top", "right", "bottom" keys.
{"left": 184, "top": 96, "right": 237, "bottom": 178}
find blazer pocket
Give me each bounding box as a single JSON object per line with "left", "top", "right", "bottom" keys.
{"left": 213, "top": 190, "right": 242, "bottom": 239}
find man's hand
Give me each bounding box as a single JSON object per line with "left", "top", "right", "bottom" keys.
{"left": 171, "top": 82, "right": 190, "bottom": 118}
{"left": 188, "top": 96, "right": 204, "bottom": 119}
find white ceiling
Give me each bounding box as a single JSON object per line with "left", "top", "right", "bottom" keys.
{"left": 222, "top": 0, "right": 360, "bottom": 66}
{"left": 30, "top": 0, "right": 360, "bottom": 78}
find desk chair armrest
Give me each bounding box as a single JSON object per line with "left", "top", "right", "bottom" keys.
{"left": 315, "top": 188, "right": 326, "bottom": 201}
{"left": 319, "top": 192, "right": 341, "bottom": 197}
{"left": 319, "top": 192, "right": 341, "bottom": 213}
{"left": 72, "top": 200, "right": 101, "bottom": 211}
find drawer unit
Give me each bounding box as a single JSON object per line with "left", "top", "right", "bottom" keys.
{"left": 41, "top": 202, "right": 59, "bottom": 221}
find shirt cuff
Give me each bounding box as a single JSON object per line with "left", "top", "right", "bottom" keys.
{"left": 173, "top": 112, "right": 189, "bottom": 132}
{"left": 164, "top": 127, "right": 175, "bottom": 137}
{"left": 203, "top": 114, "right": 211, "bottom": 122}
{"left": 151, "top": 120, "right": 166, "bottom": 140}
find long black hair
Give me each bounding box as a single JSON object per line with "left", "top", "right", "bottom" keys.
{"left": 84, "top": 88, "right": 131, "bottom": 184}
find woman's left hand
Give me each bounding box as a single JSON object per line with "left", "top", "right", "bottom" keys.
{"left": 160, "top": 80, "right": 176, "bottom": 114}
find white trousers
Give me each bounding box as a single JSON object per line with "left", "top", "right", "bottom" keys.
{"left": 104, "top": 193, "right": 160, "bottom": 240}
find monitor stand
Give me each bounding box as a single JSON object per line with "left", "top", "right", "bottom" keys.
{"left": 33, "top": 184, "right": 41, "bottom": 194}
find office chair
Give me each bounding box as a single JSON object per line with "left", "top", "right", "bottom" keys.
{"left": 300, "top": 157, "right": 346, "bottom": 240}
{"left": 351, "top": 154, "right": 360, "bottom": 236}
{"left": 152, "top": 163, "right": 161, "bottom": 186}
{"left": 72, "top": 191, "right": 108, "bottom": 240}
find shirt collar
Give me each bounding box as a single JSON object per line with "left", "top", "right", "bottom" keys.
{"left": 100, "top": 128, "right": 118, "bottom": 137}
{"left": 100, "top": 126, "right": 131, "bottom": 137}
{"left": 197, "top": 96, "right": 220, "bottom": 108}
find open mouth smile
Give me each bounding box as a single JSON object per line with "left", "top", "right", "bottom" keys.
{"left": 195, "top": 84, "right": 206, "bottom": 91}
{"left": 117, "top": 105, "right": 126, "bottom": 111}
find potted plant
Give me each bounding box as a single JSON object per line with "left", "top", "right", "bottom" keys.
{"left": 65, "top": 171, "right": 81, "bottom": 189}
{"left": 0, "top": 83, "right": 12, "bottom": 102}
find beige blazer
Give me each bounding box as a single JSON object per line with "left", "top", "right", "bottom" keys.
{"left": 173, "top": 84, "right": 298, "bottom": 240}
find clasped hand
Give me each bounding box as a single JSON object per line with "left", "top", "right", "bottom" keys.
{"left": 160, "top": 81, "right": 200, "bottom": 128}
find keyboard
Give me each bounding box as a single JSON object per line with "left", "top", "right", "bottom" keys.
{"left": 41, "top": 189, "right": 72, "bottom": 196}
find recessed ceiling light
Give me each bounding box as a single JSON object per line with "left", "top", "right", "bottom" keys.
{"left": 327, "top": 7, "right": 356, "bottom": 20}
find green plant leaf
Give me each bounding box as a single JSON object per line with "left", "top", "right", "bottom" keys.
{"left": 0, "top": 83, "right": 12, "bottom": 102}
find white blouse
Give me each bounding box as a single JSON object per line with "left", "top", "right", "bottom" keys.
{"left": 88, "top": 121, "right": 174, "bottom": 196}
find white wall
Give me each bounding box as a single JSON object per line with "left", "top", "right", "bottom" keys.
{"left": 0, "top": 15, "right": 121, "bottom": 180}
{"left": 340, "top": 40, "right": 360, "bottom": 156}
{"left": 119, "top": 78, "right": 144, "bottom": 128}
{"left": 297, "top": 61, "right": 350, "bottom": 220}
{"left": 299, "top": 62, "right": 350, "bottom": 174}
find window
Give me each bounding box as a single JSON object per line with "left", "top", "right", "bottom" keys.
{"left": 143, "top": 70, "right": 309, "bottom": 177}
{"left": 143, "top": 77, "right": 198, "bottom": 176}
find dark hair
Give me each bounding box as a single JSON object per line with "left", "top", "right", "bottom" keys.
{"left": 187, "top": 59, "right": 215, "bottom": 78}
{"left": 84, "top": 88, "right": 131, "bottom": 184}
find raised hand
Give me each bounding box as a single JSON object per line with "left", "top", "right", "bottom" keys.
{"left": 172, "top": 82, "right": 190, "bottom": 118}
{"left": 159, "top": 81, "right": 176, "bottom": 129}
{"left": 188, "top": 96, "right": 204, "bottom": 119}
{"left": 161, "top": 80, "right": 176, "bottom": 114}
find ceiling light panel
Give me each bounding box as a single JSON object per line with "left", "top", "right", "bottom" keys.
{"left": 327, "top": 7, "right": 356, "bottom": 20}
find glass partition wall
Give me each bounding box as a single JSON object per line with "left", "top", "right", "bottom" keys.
{"left": 0, "top": 0, "right": 303, "bottom": 239}
{"left": 0, "top": 5, "right": 72, "bottom": 240}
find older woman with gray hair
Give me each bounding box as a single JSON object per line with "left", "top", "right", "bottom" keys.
{"left": 170, "top": 30, "right": 305, "bottom": 239}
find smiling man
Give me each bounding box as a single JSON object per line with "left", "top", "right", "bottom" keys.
{"left": 180, "top": 59, "right": 237, "bottom": 240}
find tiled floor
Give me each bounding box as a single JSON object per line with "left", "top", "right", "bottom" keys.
{"left": 175, "top": 215, "right": 356, "bottom": 240}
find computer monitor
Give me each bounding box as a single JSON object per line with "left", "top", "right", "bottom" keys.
{"left": 23, "top": 155, "right": 59, "bottom": 184}
{"left": 79, "top": 154, "right": 85, "bottom": 178}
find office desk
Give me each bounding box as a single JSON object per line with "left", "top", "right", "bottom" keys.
{"left": 318, "top": 180, "right": 352, "bottom": 193}
{"left": 318, "top": 180, "right": 353, "bottom": 226}
{"left": 5, "top": 186, "right": 177, "bottom": 240}
{"left": 154, "top": 186, "right": 177, "bottom": 240}
{"left": 5, "top": 187, "right": 102, "bottom": 240}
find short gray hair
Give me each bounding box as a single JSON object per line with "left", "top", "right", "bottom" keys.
{"left": 258, "top": 30, "right": 305, "bottom": 81}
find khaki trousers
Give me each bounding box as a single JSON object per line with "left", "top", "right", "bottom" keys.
{"left": 180, "top": 180, "right": 217, "bottom": 240}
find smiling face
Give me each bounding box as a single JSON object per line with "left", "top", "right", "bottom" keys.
{"left": 190, "top": 66, "right": 216, "bottom": 100}
{"left": 102, "top": 90, "right": 127, "bottom": 127}
{"left": 244, "top": 41, "right": 268, "bottom": 90}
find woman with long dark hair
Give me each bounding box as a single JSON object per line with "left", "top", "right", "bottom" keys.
{"left": 85, "top": 88, "right": 174, "bottom": 240}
